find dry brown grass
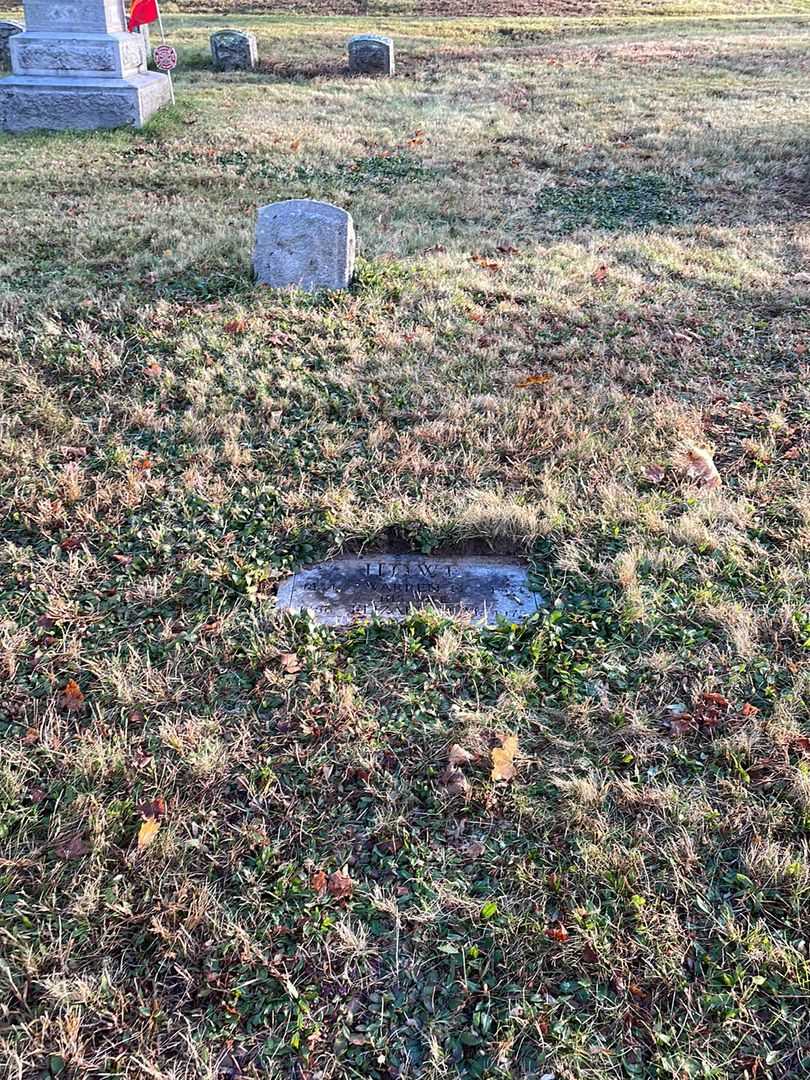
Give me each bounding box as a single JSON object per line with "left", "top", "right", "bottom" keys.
{"left": 1, "top": 6, "right": 809, "bottom": 1080}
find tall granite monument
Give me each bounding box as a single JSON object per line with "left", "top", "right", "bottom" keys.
{"left": 0, "top": 0, "right": 172, "bottom": 133}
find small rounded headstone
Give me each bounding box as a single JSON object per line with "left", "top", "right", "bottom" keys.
{"left": 0, "top": 21, "right": 23, "bottom": 69}
{"left": 210, "top": 29, "right": 258, "bottom": 73}
{"left": 253, "top": 200, "right": 356, "bottom": 293}
{"left": 348, "top": 34, "right": 394, "bottom": 76}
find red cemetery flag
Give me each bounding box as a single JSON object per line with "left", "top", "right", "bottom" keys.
{"left": 129, "top": 0, "right": 159, "bottom": 31}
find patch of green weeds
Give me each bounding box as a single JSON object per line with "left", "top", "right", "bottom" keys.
{"left": 536, "top": 171, "right": 687, "bottom": 231}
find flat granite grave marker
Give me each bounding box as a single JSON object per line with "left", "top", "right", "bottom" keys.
{"left": 348, "top": 34, "right": 395, "bottom": 76}
{"left": 254, "top": 199, "right": 356, "bottom": 292}
{"left": 0, "top": 22, "right": 24, "bottom": 70}
{"left": 0, "top": 0, "right": 171, "bottom": 132}
{"left": 276, "top": 556, "right": 542, "bottom": 627}
{"left": 210, "top": 29, "right": 258, "bottom": 72}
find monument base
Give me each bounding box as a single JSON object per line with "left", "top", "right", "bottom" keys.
{"left": 0, "top": 70, "right": 171, "bottom": 132}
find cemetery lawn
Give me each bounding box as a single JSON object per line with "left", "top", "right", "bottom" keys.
{"left": 2, "top": 6, "right": 810, "bottom": 1080}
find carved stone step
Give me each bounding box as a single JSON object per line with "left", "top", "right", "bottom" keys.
{"left": 10, "top": 31, "right": 146, "bottom": 79}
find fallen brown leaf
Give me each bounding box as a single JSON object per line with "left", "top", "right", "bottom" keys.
{"left": 60, "top": 679, "right": 85, "bottom": 711}
{"left": 448, "top": 743, "right": 473, "bottom": 768}
{"left": 327, "top": 870, "right": 353, "bottom": 900}
{"left": 137, "top": 797, "right": 166, "bottom": 820}
{"left": 470, "top": 254, "right": 501, "bottom": 272}
{"left": 441, "top": 765, "right": 470, "bottom": 797}
{"left": 56, "top": 835, "right": 90, "bottom": 860}
{"left": 516, "top": 373, "right": 552, "bottom": 389}
{"left": 279, "top": 652, "right": 303, "bottom": 675}
{"left": 310, "top": 869, "right": 327, "bottom": 893}
{"left": 545, "top": 925, "right": 569, "bottom": 942}
{"left": 593, "top": 264, "right": 608, "bottom": 285}
{"left": 491, "top": 733, "right": 518, "bottom": 782}
{"left": 669, "top": 714, "right": 695, "bottom": 736}
{"left": 224, "top": 318, "right": 247, "bottom": 334}
{"left": 695, "top": 692, "right": 729, "bottom": 732}
{"left": 463, "top": 839, "right": 486, "bottom": 860}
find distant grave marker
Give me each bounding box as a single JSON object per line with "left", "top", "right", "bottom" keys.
{"left": 210, "top": 29, "right": 258, "bottom": 72}
{"left": 253, "top": 199, "right": 356, "bottom": 292}
{"left": 348, "top": 34, "right": 395, "bottom": 76}
{"left": 276, "top": 556, "right": 542, "bottom": 627}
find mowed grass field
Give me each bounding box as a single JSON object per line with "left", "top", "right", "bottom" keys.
{"left": 1, "top": 4, "right": 810, "bottom": 1078}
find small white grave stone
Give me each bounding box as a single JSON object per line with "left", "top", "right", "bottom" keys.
{"left": 253, "top": 200, "right": 356, "bottom": 293}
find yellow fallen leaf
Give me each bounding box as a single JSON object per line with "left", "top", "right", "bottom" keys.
{"left": 491, "top": 733, "right": 518, "bottom": 782}
{"left": 516, "top": 373, "right": 552, "bottom": 389}
{"left": 137, "top": 818, "right": 161, "bottom": 849}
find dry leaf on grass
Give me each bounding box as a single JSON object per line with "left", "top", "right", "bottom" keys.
{"left": 441, "top": 765, "right": 470, "bottom": 797}
{"left": 491, "top": 733, "right": 518, "bottom": 781}
{"left": 137, "top": 818, "right": 161, "bottom": 849}
{"left": 310, "top": 869, "right": 327, "bottom": 894}
{"left": 448, "top": 743, "right": 473, "bottom": 767}
{"left": 279, "top": 652, "right": 303, "bottom": 675}
{"left": 681, "top": 447, "right": 721, "bottom": 489}
{"left": 470, "top": 254, "right": 501, "bottom": 272}
{"left": 327, "top": 870, "right": 353, "bottom": 900}
{"left": 56, "top": 835, "right": 90, "bottom": 860}
{"left": 593, "top": 264, "right": 608, "bottom": 285}
{"left": 516, "top": 373, "right": 552, "bottom": 389}
{"left": 60, "top": 679, "right": 85, "bottom": 711}
{"left": 137, "top": 797, "right": 166, "bottom": 820}
{"left": 224, "top": 318, "right": 247, "bottom": 334}
{"left": 545, "top": 924, "right": 569, "bottom": 942}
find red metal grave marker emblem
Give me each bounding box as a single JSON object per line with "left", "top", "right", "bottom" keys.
{"left": 153, "top": 44, "right": 178, "bottom": 72}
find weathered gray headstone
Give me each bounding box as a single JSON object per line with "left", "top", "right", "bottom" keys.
{"left": 254, "top": 200, "right": 356, "bottom": 292}
{"left": 276, "top": 556, "right": 542, "bottom": 627}
{"left": 210, "top": 29, "right": 258, "bottom": 72}
{"left": 0, "top": 22, "right": 24, "bottom": 70}
{"left": 0, "top": 0, "right": 171, "bottom": 132}
{"left": 348, "top": 34, "right": 394, "bottom": 76}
